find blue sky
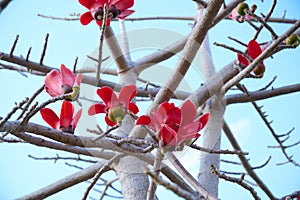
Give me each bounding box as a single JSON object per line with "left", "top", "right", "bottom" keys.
{"left": 0, "top": 0, "right": 300, "bottom": 199}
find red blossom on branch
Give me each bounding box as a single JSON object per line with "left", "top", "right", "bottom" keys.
{"left": 79, "top": 0, "right": 134, "bottom": 26}
{"left": 40, "top": 100, "right": 82, "bottom": 134}
{"left": 88, "top": 84, "right": 139, "bottom": 126}
{"left": 136, "top": 100, "right": 210, "bottom": 149}
{"left": 237, "top": 40, "right": 266, "bottom": 77}
{"left": 44, "top": 64, "right": 82, "bottom": 99}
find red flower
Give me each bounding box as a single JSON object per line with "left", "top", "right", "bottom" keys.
{"left": 136, "top": 100, "right": 210, "bottom": 148}
{"left": 237, "top": 40, "right": 265, "bottom": 77}
{"left": 79, "top": 0, "right": 134, "bottom": 26}
{"left": 88, "top": 84, "right": 139, "bottom": 126}
{"left": 45, "top": 64, "right": 82, "bottom": 99}
{"left": 40, "top": 100, "right": 82, "bottom": 134}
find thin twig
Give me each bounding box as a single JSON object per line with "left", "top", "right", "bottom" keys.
{"left": 40, "top": 33, "right": 49, "bottom": 65}
{"left": 165, "top": 152, "right": 218, "bottom": 200}
{"left": 96, "top": 4, "right": 108, "bottom": 86}
{"left": 99, "top": 177, "right": 121, "bottom": 200}
{"left": 92, "top": 124, "right": 120, "bottom": 142}
{"left": 145, "top": 169, "right": 196, "bottom": 200}
{"left": 253, "top": 0, "right": 277, "bottom": 40}
{"left": 211, "top": 164, "right": 261, "bottom": 200}
{"left": 82, "top": 154, "right": 122, "bottom": 200}
{"left": 9, "top": 35, "right": 19, "bottom": 57}
{"left": 28, "top": 154, "right": 97, "bottom": 164}
{"left": 146, "top": 149, "right": 163, "bottom": 200}
{"left": 223, "top": 121, "right": 276, "bottom": 199}
{"left": 0, "top": 98, "right": 28, "bottom": 128}
{"left": 189, "top": 143, "right": 248, "bottom": 155}
{"left": 22, "top": 94, "right": 70, "bottom": 125}
{"left": 36, "top": 13, "right": 300, "bottom": 24}
{"left": 17, "top": 85, "right": 45, "bottom": 120}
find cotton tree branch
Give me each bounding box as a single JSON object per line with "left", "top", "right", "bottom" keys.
{"left": 211, "top": 165, "right": 261, "bottom": 200}
{"left": 223, "top": 121, "right": 276, "bottom": 199}
{"left": 16, "top": 162, "right": 107, "bottom": 200}
{"left": 221, "top": 20, "right": 300, "bottom": 92}
{"left": 149, "top": 0, "right": 224, "bottom": 111}
{"left": 165, "top": 152, "right": 219, "bottom": 200}
{"left": 82, "top": 154, "right": 122, "bottom": 200}
{"left": 104, "top": 26, "right": 132, "bottom": 73}
{"left": 36, "top": 14, "right": 299, "bottom": 24}
{"left": 0, "top": 51, "right": 192, "bottom": 99}
{"left": 0, "top": 120, "right": 198, "bottom": 194}
{"left": 0, "top": 0, "right": 11, "bottom": 13}
{"left": 226, "top": 83, "right": 300, "bottom": 104}
{"left": 28, "top": 154, "right": 97, "bottom": 164}
{"left": 189, "top": 144, "right": 248, "bottom": 156}
{"left": 134, "top": 35, "right": 188, "bottom": 74}
{"left": 145, "top": 169, "right": 196, "bottom": 200}
{"left": 119, "top": 20, "right": 132, "bottom": 62}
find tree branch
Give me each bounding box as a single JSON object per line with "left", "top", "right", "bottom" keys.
{"left": 223, "top": 121, "right": 276, "bottom": 199}
{"left": 226, "top": 83, "right": 300, "bottom": 104}
{"left": 16, "top": 162, "right": 107, "bottom": 200}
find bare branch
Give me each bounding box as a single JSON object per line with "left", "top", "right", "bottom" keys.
{"left": 226, "top": 83, "right": 300, "bottom": 104}
{"left": 189, "top": 144, "right": 248, "bottom": 155}
{"left": 82, "top": 154, "right": 122, "bottom": 200}
{"left": 40, "top": 33, "right": 49, "bottom": 65}
{"left": 223, "top": 121, "right": 276, "bottom": 199}
{"left": 165, "top": 152, "right": 219, "bottom": 200}
{"left": 28, "top": 154, "right": 97, "bottom": 164}
{"left": 16, "top": 162, "right": 107, "bottom": 200}
{"left": 211, "top": 165, "right": 261, "bottom": 200}
{"left": 145, "top": 169, "right": 196, "bottom": 200}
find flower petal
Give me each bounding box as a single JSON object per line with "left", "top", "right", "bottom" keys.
{"left": 118, "top": 84, "right": 137, "bottom": 108}
{"left": 237, "top": 53, "right": 250, "bottom": 67}
{"left": 111, "top": 0, "right": 134, "bottom": 10}
{"left": 161, "top": 125, "right": 178, "bottom": 146}
{"left": 136, "top": 115, "right": 151, "bottom": 125}
{"left": 105, "top": 116, "right": 117, "bottom": 126}
{"left": 44, "top": 70, "right": 63, "bottom": 97}
{"left": 165, "top": 107, "right": 181, "bottom": 125}
{"left": 88, "top": 103, "right": 107, "bottom": 115}
{"left": 80, "top": 11, "right": 94, "bottom": 25}
{"left": 198, "top": 113, "right": 210, "bottom": 131}
{"left": 75, "top": 74, "right": 82, "bottom": 87}
{"left": 96, "top": 19, "right": 103, "bottom": 26}
{"left": 157, "top": 102, "right": 170, "bottom": 122}
{"left": 152, "top": 111, "right": 164, "bottom": 131}
{"left": 247, "top": 40, "right": 262, "bottom": 59}
{"left": 60, "top": 100, "right": 74, "bottom": 129}
{"left": 128, "top": 102, "right": 139, "bottom": 114}
{"left": 40, "top": 108, "right": 60, "bottom": 129}
{"left": 61, "top": 64, "right": 75, "bottom": 87}
{"left": 118, "top": 10, "right": 134, "bottom": 19}
{"left": 71, "top": 108, "right": 82, "bottom": 129}
{"left": 180, "top": 100, "right": 197, "bottom": 126}
{"left": 78, "top": 0, "right": 95, "bottom": 9}
{"left": 177, "top": 128, "right": 200, "bottom": 145}
{"left": 96, "top": 87, "right": 117, "bottom": 107}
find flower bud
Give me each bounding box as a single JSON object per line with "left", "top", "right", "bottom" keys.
{"left": 253, "top": 64, "right": 265, "bottom": 78}
{"left": 94, "top": 7, "right": 104, "bottom": 21}
{"left": 108, "top": 105, "right": 126, "bottom": 123}
{"left": 237, "top": 3, "right": 249, "bottom": 16}
{"left": 251, "top": 4, "right": 257, "bottom": 13}
{"left": 285, "top": 34, "right": 300, "bottom": 47}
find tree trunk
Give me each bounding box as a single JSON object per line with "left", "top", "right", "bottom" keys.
{"left": 197, "top": 35, "right": 225, "bottom": 197}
